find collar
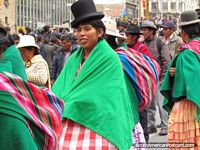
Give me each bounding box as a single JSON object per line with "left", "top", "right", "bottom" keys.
{"left": 144, "top": 35, "right": 156, "bottom": 42}
{"left": 25, "top": 55, "right": 43, "bottom": 68}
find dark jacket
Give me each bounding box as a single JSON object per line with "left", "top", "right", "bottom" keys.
{"left": 50, "top": 47, "right": 75, "bottom": 81}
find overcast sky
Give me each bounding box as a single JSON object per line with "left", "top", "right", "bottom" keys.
{"left": 93, "top": 0, "right": 124, "bottom": 4}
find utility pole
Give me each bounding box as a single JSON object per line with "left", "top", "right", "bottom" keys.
{"left": 146, "top": 0, "right": 150, "bottom": 20}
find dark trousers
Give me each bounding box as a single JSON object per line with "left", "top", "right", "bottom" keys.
{"left": 139, "top": 109, "right": 149, "bottom": 143}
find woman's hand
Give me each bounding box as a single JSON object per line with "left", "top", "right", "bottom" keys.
{"left": 170, "top": 67, "right": 176, "bottom": 77}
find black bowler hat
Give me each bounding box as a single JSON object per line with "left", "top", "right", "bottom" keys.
{"left": 71, "top": 0, "right": 104, "bottom": 28}
{"left": 0, "top": 27, "right": 8, "bottom": 44}
{"left": 125, "top": 24, "right": 143, "bottom": 35}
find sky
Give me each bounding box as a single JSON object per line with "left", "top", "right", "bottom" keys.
{"left": 93, "top": 0, "right": 124, "bottom": 4}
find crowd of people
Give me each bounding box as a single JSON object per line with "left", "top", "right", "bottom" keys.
{"left": 1, "top": 0, "right": 200, "bottom": 149}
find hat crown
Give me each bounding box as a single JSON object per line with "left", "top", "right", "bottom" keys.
{"left": 141, "top": 21, "right": 157, "bottom": 29}
{"left": 71, "top": 0, "right": 104, "bottom": 28}
{"left": 102, "top": 17, "right": 117, "bottom": 31}
{"left": 71, "top": 0, "right": 97, "bottom": 19}
{"left": 181, "top": 10, "right": 198, "bottom": 23}
{"left": 17, "top": 35, "right": 39, "bottom": 49}
{"left": 162, "top": 20, "right": 175, "bottom": 28}
{"left": 102, "top": 17, "right": 126, "bottom": 39}
{"left": 125, "top": 24, "right": 141, "bottom": 34}
{"left": 179, "top": 10, "right": 200, "bottom": 26}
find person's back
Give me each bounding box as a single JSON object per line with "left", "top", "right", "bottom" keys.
{"left": 0, "top": 27, "right": 27, "bottom": 80}
{"left": 41, "top": 40, "right": 55, "bottom": 69}
{"left": 161, "top": 10, "right": 200, "bottom": 149}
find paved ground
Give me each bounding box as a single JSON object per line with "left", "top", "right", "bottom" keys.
{"left": 147, "top": 106, "right": 168, "bottom": 150}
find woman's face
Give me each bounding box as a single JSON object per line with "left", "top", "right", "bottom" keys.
{"left": 19, "top": 47, "right": 33, "bottom": 62}
{"left": 125, "top": 34, "right": 136, "bottom": 45}
{"left": 75, "top": 24, "right": 103, "bottom": 52}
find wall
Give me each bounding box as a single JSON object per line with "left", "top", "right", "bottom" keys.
{"left": 0, "top": 0, "right": 16, "bottom": 32}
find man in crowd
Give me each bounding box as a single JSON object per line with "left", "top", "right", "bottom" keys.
{"left": 141, "top": 21, "right": 171, "bottom": 137}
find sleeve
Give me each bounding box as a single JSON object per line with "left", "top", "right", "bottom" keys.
{"left": 160, "top": 43, "right": 171, "bottom": 82}
{"left": 50, "top": 53, "right": 58, "bottom": 80}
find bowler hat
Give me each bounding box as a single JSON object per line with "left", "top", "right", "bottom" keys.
{"left": 179, "top": 10, "right": 200, "bottom": 27}
{"left": 125, "top": 24, "right": 143, "bottom": 34}
{"left": 141, "top": 21, "right": 157, "bottom": 30}
{"left": 0, "top": 27, "right": 8, "bottom": 44}
{"left": 161, "top": 20, "right": 175, "bottom": 28}
{"left": 71, "top": 0, "right": 104, "bottom": 28}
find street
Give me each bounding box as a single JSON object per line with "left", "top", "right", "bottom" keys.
{"left": 148, "top": 106, "right": 168, "bottom": 150}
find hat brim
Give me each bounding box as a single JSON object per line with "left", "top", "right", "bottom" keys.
{"left": 17, "top": 43, "right": 39, "bottom": 50}
{"left": 71, "top": 12, "right": 104, "bottom": 28}
{"left": 161, "top": 25, "right": 175, "bottom": 28}
{"left": 125, "top": 31, "right": 143, "bottom": 35}
{"left": 141, "top": 26, "right": 157, "bottom": 30}
{"left": 179, "top": 19, "right": 200, "bottom": 27}
{"left": 106, "top": 29, "right": 127, "bottom": 39}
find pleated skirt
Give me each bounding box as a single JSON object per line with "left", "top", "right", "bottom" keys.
{"left": 168, "top": 99, "right": 200, "bottom": 150}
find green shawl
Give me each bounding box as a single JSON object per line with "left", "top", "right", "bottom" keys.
{"left": 0, "top": 91, "right": 44, "bottom": 150}
{"left": 161, "top": 49, "right": 200, "bottom": 121}
{"left": 0, "top": 45, "right": 27, "bottom": 80}
{"left": 52, "top": 39, "right": 134, "bottom": 150}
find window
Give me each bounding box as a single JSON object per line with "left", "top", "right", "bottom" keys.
{"left": 163, "top": 2, "right": 168, "bottom": 11}
{"left": 171, "top": 2, "right": 176, "bottom": 10}
{"left": 4, "top": 0, "right": 9, "bottom": 8}
{"left": 5, "top": 17, "right": 8, "bottom": 25}
{"left": 152, "top": 2, "right": 158, "bottom": 10}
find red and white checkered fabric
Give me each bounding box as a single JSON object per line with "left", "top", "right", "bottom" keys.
{"left": 58, "top": 119, "right": 118, "bottom": 150}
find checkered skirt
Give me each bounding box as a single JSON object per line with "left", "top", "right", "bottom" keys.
{"left": 58, "top": 119, "right": 118, "bottom": 150}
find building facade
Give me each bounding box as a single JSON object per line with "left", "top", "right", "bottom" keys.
{"left": 15, "top": 0, "right": 76, "bottom": 31}
{"left": 96, "top": 0, "right": 140, "bottom": 21}
{"left": 148, "top": 0, "right": 198, "bottom": 17}
{"left": 0, "top": 0, "right": 16, "bottom": 32}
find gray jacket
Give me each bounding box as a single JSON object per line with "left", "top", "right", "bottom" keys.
{"left": 162, "top": 33, "right": 183, "bottom": 59}
{"left": 143, "top": 36, "right": 171, "bottom": 81}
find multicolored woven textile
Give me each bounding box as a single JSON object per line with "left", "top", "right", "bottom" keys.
{"left": 0, "top": 72, "right": 64, "bottom": 150}
{"left": 115, "top": 47, "right": 160, "bottom": 111}
{"left": 178, "top": 38, "right": 200, "bottom": 55}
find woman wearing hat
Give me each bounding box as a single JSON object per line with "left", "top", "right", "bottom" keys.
{"left": 0, "top": 27, "right": 27, "bottom": 80}
{"left": 161, "top": 10, "right": 200, "bottom": 148}
{"left": 104, "top": 19, "right": 160, "bottom": 148}
{"left": 125, "top": 24, "right": 153, "bottom": 59}
{"left": 0, "top": 28, "right": 63, "bottom": 150}
{"left": 52, "top": 0, "right": 135, "bottom": 149}
{"left": 17, "top": 35, "right": 51, "bottom": 88}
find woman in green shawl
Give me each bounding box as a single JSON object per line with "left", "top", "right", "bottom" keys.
{"left": 161, "top": 10, "right": 200, "bottom": 149}
{"left": 52, "top": 0, "right": 134, "bottom": 150}
{"left": 0, "top": 27, "right": 27, "bottom": 80}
